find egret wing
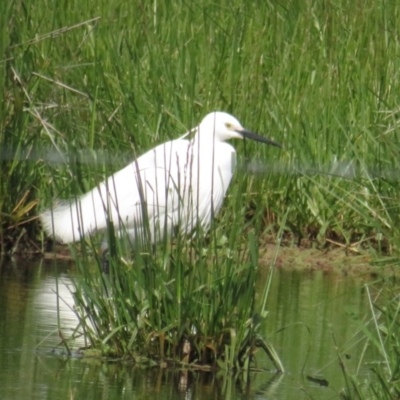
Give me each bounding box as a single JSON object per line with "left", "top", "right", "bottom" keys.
{"left": 87, "top": 138, "right": 193, "bottom": 242}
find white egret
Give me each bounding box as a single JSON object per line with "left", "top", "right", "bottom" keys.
{"left": 40, "top": 111, "right": 281, "bottom": 247}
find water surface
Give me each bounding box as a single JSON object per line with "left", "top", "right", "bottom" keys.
{"left": 0, "top": 258, "right": 372, "bottom": 399}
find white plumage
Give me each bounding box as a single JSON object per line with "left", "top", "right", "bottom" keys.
{"left": 40, "top": 111, "right": 281, "bottom": 246}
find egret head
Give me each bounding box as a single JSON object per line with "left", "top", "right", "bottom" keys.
{"left": 197, "top": 111, "right": 282, "bottom": 147}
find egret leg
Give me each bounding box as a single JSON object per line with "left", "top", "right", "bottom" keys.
{"left": 101, "top": 248, "right": 110, "bottom": 274}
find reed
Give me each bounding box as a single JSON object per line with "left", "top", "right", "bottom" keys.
{"left": 338, "top": 279, "right": 400, "bottom": 398}
{"left": 68, "top": 217, "right": 283, "bottom": 371}
{"left": 3, "top": 0, "right": 400, "bottom": 381}
{"left": 2, "top": 1, "right": 400, "bottom": 257}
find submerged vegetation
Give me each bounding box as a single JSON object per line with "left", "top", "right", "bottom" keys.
{"left": 2, "top": 0, "right": 400, "bottom": 391}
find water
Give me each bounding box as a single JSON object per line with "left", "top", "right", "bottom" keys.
{"left": 0, "top": 257, "right": 372, "bottom": 399}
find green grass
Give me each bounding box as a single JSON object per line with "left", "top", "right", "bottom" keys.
{"left": 2, "top": 0, "right": 400, "bottom": 381}
{"left": 67, "top": 227, "right": 283, "bottom": 371}
{"left": 2, "top": 1, "right": 400, "bottom": 255}
{"left": 337, "top": 278, "right": 400, "bottom": 399}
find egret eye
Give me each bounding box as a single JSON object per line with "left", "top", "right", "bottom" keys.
{"left": 225, "top": 123, "right": 232, "bottom": 129}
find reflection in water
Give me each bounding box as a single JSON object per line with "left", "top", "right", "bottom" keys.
{"left": 260, "top": 268, "right": 371, "bottom": 397}
{"left": 0, "top": 258, "right": 371, "bottom": 399}
{"left": 34, "top": 273, "right": 82, "bottom": 351}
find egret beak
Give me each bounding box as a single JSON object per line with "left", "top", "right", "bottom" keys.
{"left": 237, "top": 128, "right": 283, "bottom": 148}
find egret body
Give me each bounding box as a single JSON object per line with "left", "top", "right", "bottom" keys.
{"left": 40, "top": 112, "right": 281, "bottom": 246}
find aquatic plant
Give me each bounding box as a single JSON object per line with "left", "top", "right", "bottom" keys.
{"left": 68, "top": 222, "right": 283, "bottom": 371}
{"left": 338, "top": 279, "right": 400, "bottom": 398}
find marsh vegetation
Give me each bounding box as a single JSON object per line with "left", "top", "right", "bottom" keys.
{"left": 2, "top": 0, "right": 400, "bottom": 395}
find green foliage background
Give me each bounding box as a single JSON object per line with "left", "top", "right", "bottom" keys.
{"left": 2, "top": 1, "right": 400, "bottom": 394}
{"left": 2, "top": 0, "right": 400, "bottom": 254}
